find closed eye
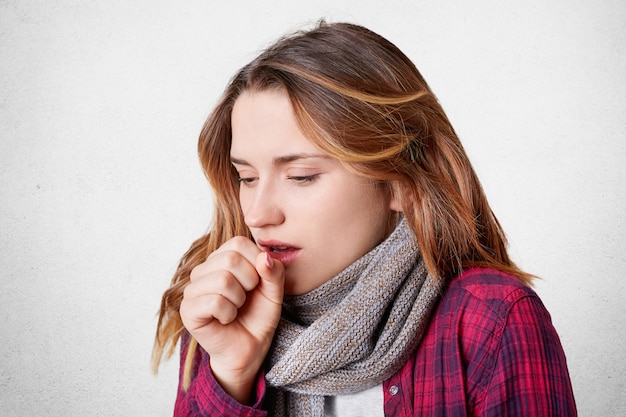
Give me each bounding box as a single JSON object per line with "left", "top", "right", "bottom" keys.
{"left": 236, "top": 177, "right": 258, "bottom": 187}
{"left": 287, "top": 174, "right": 320, "bottom": 184}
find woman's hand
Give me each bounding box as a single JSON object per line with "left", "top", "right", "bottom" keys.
{"left": 179, "top": 236, "right": 285, "bottom": 404}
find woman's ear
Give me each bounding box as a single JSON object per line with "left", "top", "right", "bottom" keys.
{"left": 389, "top": 196, "right": 403, "bottom": 212}
{"left": 388, "top": 182, "right": 403, "bottom": 212}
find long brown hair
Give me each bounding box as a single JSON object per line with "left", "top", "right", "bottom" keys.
{"left": 153, "top": 21, "right": 533, "bottom": 385}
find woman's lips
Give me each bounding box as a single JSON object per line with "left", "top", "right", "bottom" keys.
{"left": 257, "top": 240, "right": 301, "bottom": 265}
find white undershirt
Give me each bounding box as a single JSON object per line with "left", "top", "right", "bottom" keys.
{"left": 324, "top": 384, "right": 384, "bottom": 417}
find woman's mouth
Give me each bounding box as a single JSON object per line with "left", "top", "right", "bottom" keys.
{"left": 258, "top": 241, "right": 301, "bottom": 265}
{"left": 269, "top": 245, "right": 294, "bottom": 253}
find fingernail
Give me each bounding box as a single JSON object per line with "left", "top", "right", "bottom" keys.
{"left": 265, "top": 252, "right": 274, "bottom": 269}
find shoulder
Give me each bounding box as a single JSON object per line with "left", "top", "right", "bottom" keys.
{"left": 429, "top": 267, "right": 551, "bottom": 366}
{"left": 438, "top": 270, "right": 577, "bottom": 415}
{"left": 448, "top": 267, "right": 535, "bottom": 299}
{"left": 406, "top": 268, "right": 575, "bottom": 414}
{"left": 431, "top": 268, "right": 560, "bottom": 383}
{"left": 439, "top": 267, "right": 540, "bottom": 323}
{"left": 421, "top": 268, "right": 547, "bottom": 354}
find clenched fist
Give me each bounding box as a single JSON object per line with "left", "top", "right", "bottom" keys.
{"left": 180, "top": 236, "right": 285, "bottom": 403}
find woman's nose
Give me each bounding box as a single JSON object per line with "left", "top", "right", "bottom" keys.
{"left": 242, "top": 183, "right": 285, "bottom": 229}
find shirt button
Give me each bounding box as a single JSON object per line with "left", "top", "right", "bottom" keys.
{"left": 389, "top": 385, "right": 399, "bottom": 396}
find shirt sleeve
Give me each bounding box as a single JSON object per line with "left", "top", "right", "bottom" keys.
{"left": 173, "top": 335, "right": 268, "bottom": 417}
{"left": 479, "top": 291, "right": 578, "bottom": 416}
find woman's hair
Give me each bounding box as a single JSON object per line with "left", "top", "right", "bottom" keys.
{"left": 153, "top": 21, "right": 534, "bottom": 385}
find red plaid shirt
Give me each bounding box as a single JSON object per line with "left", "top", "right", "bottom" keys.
{"left": 173, "top": 268, "right": 577, "bottom": 416}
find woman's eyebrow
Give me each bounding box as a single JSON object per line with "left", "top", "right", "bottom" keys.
{"left": 230, "top": 157, "right": 250, "bottom": 166}
{"left": 230, "top": 153, "right": 330, "bottom": 166}
{"left": 273, "top": 153, "right": 330, "bottom": 165}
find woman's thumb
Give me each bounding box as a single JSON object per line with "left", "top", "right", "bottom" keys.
{"left": 255, "top": 252, "right": 285, "bottom": 305}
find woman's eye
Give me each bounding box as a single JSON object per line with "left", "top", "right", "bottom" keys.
{"left": 236, "top": 177, "right": 257, "bottom": 186}
{"left": 287, "top": 174, "right": 320, "bottom": 184}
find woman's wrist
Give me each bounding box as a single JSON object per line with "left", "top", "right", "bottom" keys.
{"left": 209, "top": 358, "right": 259, "bottom": 405}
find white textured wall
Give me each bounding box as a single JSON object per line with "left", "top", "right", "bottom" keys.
{"left": 1, "top": 1, "right": 624, "bottom": 415}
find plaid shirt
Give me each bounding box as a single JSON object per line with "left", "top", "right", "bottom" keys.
{"left": 173, "top": 268, "right": 577, "bottom": 416}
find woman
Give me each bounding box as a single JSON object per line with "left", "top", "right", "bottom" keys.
{"left": 153, "top": 21, "right": 577, "bottom": 416}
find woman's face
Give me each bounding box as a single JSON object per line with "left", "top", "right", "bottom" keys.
{"left": 230, "top": 89, "right": 399, "bottom": 295}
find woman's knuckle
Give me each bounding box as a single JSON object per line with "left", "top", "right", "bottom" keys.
{"left": 230, "top": 236, "right": 249, "bottom": 251}
{"left": 221, "top": 250, "right": 241, "bottom": 269}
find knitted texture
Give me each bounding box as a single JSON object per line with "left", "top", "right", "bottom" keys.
{"left": 265, "top": 218, "right": 442, "bottom": 417}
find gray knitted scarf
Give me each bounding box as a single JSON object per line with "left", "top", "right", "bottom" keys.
{"left": 264, "top": 218, "right": 442, "bottom": 417}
